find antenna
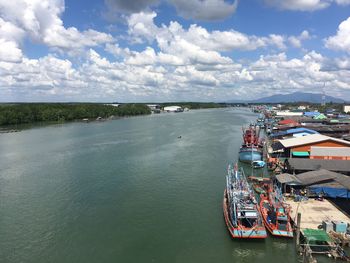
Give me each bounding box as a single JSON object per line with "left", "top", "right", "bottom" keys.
{"left": 321, "top": 83, "right": 326, "bottom": 106}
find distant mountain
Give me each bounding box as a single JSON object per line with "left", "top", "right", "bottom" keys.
{"left": 228, "top": 92, "right": 346, "bottom": 103}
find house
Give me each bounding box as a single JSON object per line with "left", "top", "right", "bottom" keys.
{"left": 163, "top": 106, "right": 183, "bottom": 112}
{"left": 276, "top": 111, "right": 303, "bottom": 117}
{"left": 344, "top": 105, "right": 350, "bottom": 113}
{"left": 274, "top": 134, "right": 350, "bottom": 158}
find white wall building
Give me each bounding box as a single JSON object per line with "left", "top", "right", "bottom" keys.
{"left": 163, "top": 106, "right": 183, "bottom": 112}
{"left": 344, "top": 105, "right": 350, "bottom": 113}
{"left": 275, "top": 111, "right": 303, "bottom": 116}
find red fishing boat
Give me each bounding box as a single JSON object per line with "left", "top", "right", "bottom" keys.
{"left": 259, "top": 184, "right": 293, "bottom": 238}
{"left": 239, "top": 125, "right": 264, "bottom": 163}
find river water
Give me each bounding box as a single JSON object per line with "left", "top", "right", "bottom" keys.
{"left": 0, "top": 108, "right": 300, "bottom": 263}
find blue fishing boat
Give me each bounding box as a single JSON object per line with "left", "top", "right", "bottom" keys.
{"left": 223, "top": 164, "right": 267, "bottom": 239}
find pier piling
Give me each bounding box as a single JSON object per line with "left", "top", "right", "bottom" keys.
{"left": 296, "top": 212, "right": 301, "bottom": 249}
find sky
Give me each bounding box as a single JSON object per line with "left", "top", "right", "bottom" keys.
{"left": 0, "top": 0, "right": 350, "bottom": 102}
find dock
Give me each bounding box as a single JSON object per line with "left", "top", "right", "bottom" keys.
{"left": 286, "top": 198, "right": 350, "bottom": 229}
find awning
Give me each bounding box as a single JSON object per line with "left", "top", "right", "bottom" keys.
{"left": 292, "top": 151, "right": 309, "bottom": 157}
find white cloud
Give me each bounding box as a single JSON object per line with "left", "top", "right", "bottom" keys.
{"left": 264, "top": 0, "right": 331, "bottom": 11}
{"left": 335, "top": 0, "right": 350, "bottom": 4}
{"left": 127, "top": 11, "right": 286, "bottom": 53}
{"left": 264, "top": 0, "right": 350, "bottom": 11}
{"left": 0, "top": 0, "right": 114, "bottom": 56}
{"left": 325, "top": 17, "right": 350, "bottom": 53}
{"left": 288, "top": 30, "right": 311, "bottom": 48}
{"left": 0, "top": 39, "right": 23, "bottom": 62}
{"left": 1, "top": 3, "right": 350, "bottom": 102}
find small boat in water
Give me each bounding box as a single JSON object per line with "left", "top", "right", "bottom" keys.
{"left": 259, "top": 185, "right": 293, "bottom": 238}
{"left": 223, "top": 164, "right": 267, "bottom": 239}
{"left": 252, "top": 160, "right": 265, "bottom": 168}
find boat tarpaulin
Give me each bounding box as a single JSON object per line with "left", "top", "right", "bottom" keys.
{"left": 303, "top": 229, "right": 332, "bottom": 244}
{"left": 309, "top": 186, "right": 350, "bottom": 198}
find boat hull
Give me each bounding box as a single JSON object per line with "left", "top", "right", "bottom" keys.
{"left": 259, "top": 196, "right": 293, "bottom": 238}
{"left": 223, "top": 189, "right": 267, "bottom": 239}
{"left": 238, "top": 148, "right": 262, "bottom": 163}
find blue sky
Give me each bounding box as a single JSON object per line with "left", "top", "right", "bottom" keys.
{"left": 0, "top": 0, "right": 350, "bottom": 102}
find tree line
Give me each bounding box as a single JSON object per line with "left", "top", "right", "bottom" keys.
{"left": 0, "top": 103, "right": 151, "bottom": 126}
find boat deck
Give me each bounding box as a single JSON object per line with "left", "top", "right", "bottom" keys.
{"left": 286, "top": 198, "right": 350, "bottom": 230}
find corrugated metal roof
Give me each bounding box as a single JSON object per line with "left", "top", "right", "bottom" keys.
{"left": 279, "top": 134, "right": 350, "bottom": 148}
{"left": 270, "top": 128, "right": 318, "bottom": 138}
{"left": 335, "top": 174, "right": 350, "bottom": 190}
{"left": 275, "top": 173, "right": 301, "bottom": 184}
{"left": 287, "top": 158, "right": 350, "bottom": 172}
{"left": 311, "top": 146, "right": 350, "bottom": 157}
{"left": 294, "top": 169, "right": 338, "bottom": 185}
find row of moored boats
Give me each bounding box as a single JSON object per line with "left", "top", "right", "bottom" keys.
{"left": 223, "top": 125, "right": 293, "bottom": 239}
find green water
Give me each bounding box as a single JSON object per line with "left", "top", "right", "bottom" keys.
{"left": 0, "top": 108, "right": 299, "bottom": 263}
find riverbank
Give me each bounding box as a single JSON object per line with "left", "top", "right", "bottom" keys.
{"left": 0, "top": 102, "right": 229, "bottom": 132}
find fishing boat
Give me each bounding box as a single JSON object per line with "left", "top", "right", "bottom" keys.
{"left": 223, "top": 164, "right": 267, "bottom": 239}
{"left": 253, "top": 183, "right": 267, "bottom": 195}
{"left": 238, "top": 146, "right": 263, "bottom": 163}
{"left": 238, "top": 126, "right": 263, "bottom": 163}
{"left": 259, "top": 184, "right": 293, "bottom": 238}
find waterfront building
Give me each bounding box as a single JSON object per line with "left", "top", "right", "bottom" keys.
{"left": 273, "top": 134, "right": 350, "bottom": 159}
{"left": 163, "top": 106, "right": 183, "bottom": 112}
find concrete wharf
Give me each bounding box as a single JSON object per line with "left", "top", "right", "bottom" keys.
{"left": 286, "top": 198, "right": 350, "bottom": 230}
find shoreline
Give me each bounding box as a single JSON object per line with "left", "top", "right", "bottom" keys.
{"left": 0, "top": 107, "right": 230, "bottom": 133}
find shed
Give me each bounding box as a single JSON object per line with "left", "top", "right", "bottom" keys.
{"left": 313, "top": 113, "right": 327, "bottom": 120}
{"left": 286, "top": 158, "right": 350, "bottom": 173}
{"left": 275, "top": 173, "right": 302, "bottom": 185}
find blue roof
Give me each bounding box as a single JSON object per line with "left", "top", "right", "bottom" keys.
{"left": 270, "top": 128, "right": 319, "bottom": 138}
{"left": 304, "top": 112, "right": 320, "bottom": 117}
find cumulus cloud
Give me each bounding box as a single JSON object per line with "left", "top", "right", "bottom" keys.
{"left": 264, "top": 0, "right": 350, "bottom": 11}
{"left": 0, "top": 39, "right": 23, "bottom": 62}
{"left": 325, "top": 17, "right": 350, "bottom": 53}
{"left": 288, "top": 30, "right": 311, "bottom": 48}
{"left": 0, "top": 0, "right": 114, "bottom": 55}
{"left": 127, "top": 11, "right": 286, "bottom": 52}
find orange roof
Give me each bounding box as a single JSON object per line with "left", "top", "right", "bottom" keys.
{"left": 278, "top": 119, "right": 299, "bottom": 125}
